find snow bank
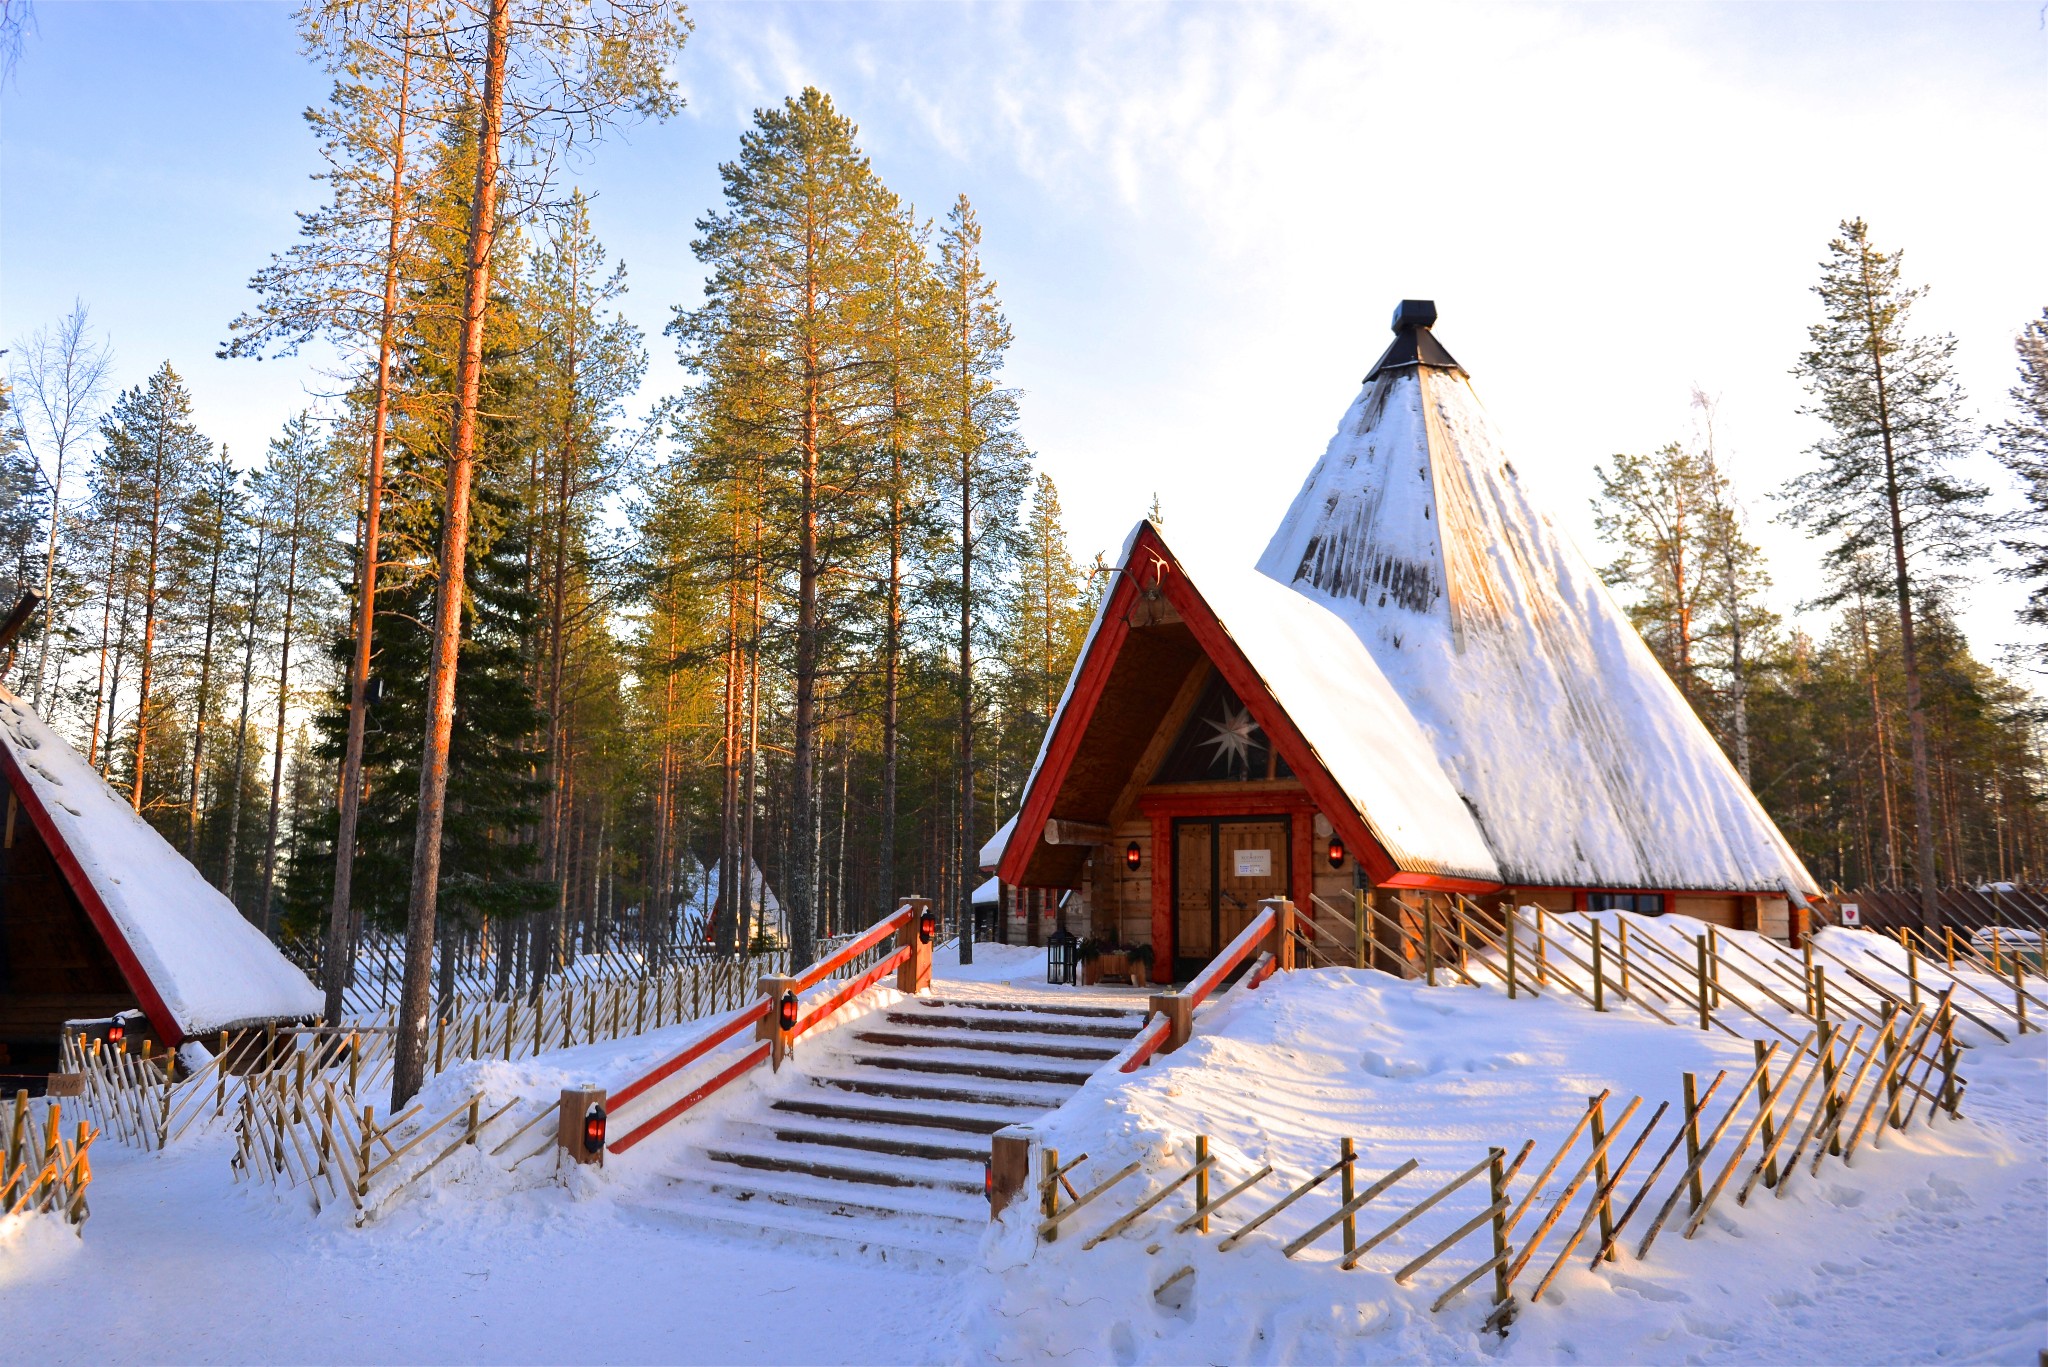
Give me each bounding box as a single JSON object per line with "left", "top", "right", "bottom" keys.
{"left": 932, "top": 939, "right": 1048, "bottom": 986}
{"left": 0, "top": 688, "right": 320, "bottom": 1036}
{"left": 958, "top": 964, "right": 2045, "bottom": 1364}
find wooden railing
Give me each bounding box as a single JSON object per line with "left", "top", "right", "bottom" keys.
{"left": 1120, "top": 901, "right": 1290, "bottom": 1074}
{"left": 606, "top": 902, "right": 928, "bottom": 1156}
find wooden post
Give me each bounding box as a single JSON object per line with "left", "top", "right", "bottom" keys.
{"left": 1592, "top": 922, "right": 1605, "bottom": 1013}
{"left": 1589, "top": 1095, "right": 1614, "bottom": 1257}
{"left": 434, "top": 1014, "right": 445, "bottom": 1074}
{"left": 2015, "top": 955, "right": 2029, "bottom": 1035}
{"left": 636, "top": 980, "right": 646, "bottom": 1036}
{"left": 1505, "top": 906, "right": 1518, "bottom": 1001}
{"left": 756, "top": 975, "right": 800, "bottom": 1071}
{"left": 1804, "top": 942, "right": 1817, "bottom": 1017}
{"left": 556, "top": 1087, "right": 606, "bottom": 1167}
{"left": 1707, "top": 925, "right": 1723, "bottom": 1010}
{"left": 1424, "top": 898, "right": 1437, "bottom": 988}
{"left": 1488, "top": 1146, "right": 1512, "bottom": 1315}
{"left": 989, "top": 1129, "right": 1032, "bottom": 1219}
{"left": 1340, "top": 1136, "right": 1357, "bottom": 1256}
{"left": 1818, "top": 1016, "right": 1841, "bottom": 1149}
{"left": 1150, "top": 992, "right": 1193, "bottom": 1054}
{"left": 1754, "top": 1041, "right": 1779, "bottom": 1189}
{"left": 1681, "top": 1072, "right": 1703, "bottom": 1212}
{"left": 358, "top": 1106, "right": 374, "bottom": 1199}
{"left": 1042, "top": 1144, "right": 1060, "bottom": 1240}
{"left": 1535, "top": 908, "right": 1548, "bottom": 985}
{"left": 1944, "top": 927, "right": 1955, "bottom": 971}
{"left": 1939, "top": 1016, "right": 1960, "bottom": 1118}
{"left": 467, "top": 1096, "right": 480, "bottom": 1145}
{"left": 1352, "top": 889, "right": 1367, "bottom": 970}
{"left": 1263, "top": 898, "right": 1296, "bottom": 972}
{"left": 1196, "top": 1134, "right": 1211, "bottom": 1234}
{"left": 896, "top": 898, "right": 933, "bottom": 995}
{"left": 1696, "top": 937, "right": 1711, "bottom": 1031}
{"left": 1991, "top": 925, "right": 2001, "bottom": 976}
{"left": 1906, "top": 938, "right": 1920, "bottom": 1010}
{"left": 1619, "top": 920, "right": 1632, "bottom": 999}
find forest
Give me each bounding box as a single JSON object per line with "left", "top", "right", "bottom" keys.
{"left": 1, "top": 4, "right": 2043, "bottom": 1100}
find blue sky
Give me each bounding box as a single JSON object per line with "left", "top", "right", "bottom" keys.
{"left": 4, "top": 2, "right": 2044, "bottom": 657}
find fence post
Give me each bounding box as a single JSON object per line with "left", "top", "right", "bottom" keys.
{"left": 1755, "top": 1041, "right": 1779, "bottom": 1188}
{"left": 1149, "top": 992, "right": 1193, "bottom": 1054}
{"left": 1505, "top": 907, "right": 1518, "bottom": 1000}
{"left": 1619, "top": 919, "right": 1632, "bottom": 998}
{"left": 897, "top": 898, "right": 933, "bottom": 995}
{"left": 1708, "top": 926, "right": 1723, "bottom": 1010}
{"left": 1939, "top": 1015, "right": 1960, "bottom": 1118}
{"left": 358, "top": 1106, "right": 374, "bottom": 1199}
{"left": 1944, "top": 927, "right": 1955, "bottom": 971}
{"left": 1340, "top": 1136, "right": 1356, "bottom": 1256}
{"left": 1589, "top": 1095, "right": 1614, "bottom": 1256}
{"left": 1681, "top": 1072, "right": 1703, "bottom": 1212}
{"left": 1488, "top": 1146, "right": 1512, "bottom": 1317}
{"left": 1592, "top": 923, "right": 1605, "bottom": 1013}
{"left": 1352, "top": 889, "right": 1367, "bottom": 970}
{"left": 1696, "top": 937, "right": 1711, "bottom": 1031}
{"left": 1264, "top": 898, "right": 1296, "bottom": 972}
{"left": 1804, "top": 943, "right": 1817, "bottom": 1016}
{"left": 1535, "top": 909, "right": 1548, "bottom": 985}
{"left": 1906, "top": 938, "right": 1920, "bottom": 1010}
{"left": 756, "top": 975, "right": 800, "bottom": 1071}
{"left": 1196, "top": 1134, "right": 1211, "bottom": 1234}
{"left": 1042, "top": 1144, "right": 1061, "bottom": 1240}
{"left": 1424, "top": 898, "right": 1437, "bottom": 987}
{"left": 2015, "top": 956, "right": 2029, "bottom": 1035}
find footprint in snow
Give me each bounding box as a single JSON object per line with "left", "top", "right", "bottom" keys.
{"left": 1359, "top": 1050, "right": 1432, "bottom": 1079}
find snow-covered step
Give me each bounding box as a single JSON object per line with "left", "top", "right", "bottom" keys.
{"left": 879, "top": 1008, "right": 1141, "bottom": 1040}
{"left": 725, "top": 1116, "right": 990, "bottom": 1165}
{"left": 700, "top": 1138, "right": 986, "bottom": 1197}
{"left": 917, "top": 995, "right": 1147, "bottom": 1022}
{"left": 772, "top": 1091, "right": 1043, "bottom": 1133}
{"left": 847, "top": 1052, "right": 1101, "bottom": 1086}
{"left": 629, "top": 1179, "right": 979, "bottom": 1267}
{"left": 850, "top": 1028, "right": 1121, "bottom": 1061}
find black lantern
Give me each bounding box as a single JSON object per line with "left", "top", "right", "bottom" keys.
{"left": 919, "top": 909, "right": 937, "bottom": 945}
{"left": 106, "top": 1018, "right": 126, "bottom": 1044}
{"left": 1328, "top": 836, "right": 1345, "bottom": 869}
{"left": 582, "top": 1103, "right": 607, "bottom": 1154}
{"left": 778, "top": 990, "right": 799, "bottom": 1032}
{"left": 1047, "top": 928, "right": 1078, "bottom": 986}
{"left": 1125, "top": 841, "right": 1142, "bottom": 871}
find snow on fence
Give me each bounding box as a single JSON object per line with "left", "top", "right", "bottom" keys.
{"left": 1022, "top": 994, "right": 1966, "bottom": 1330}
{"left": 2, "top": 1093, "right": 98, "bottom": 1230}
{"left": 1299, "top": 895, "right": 2038, "bottom": 1046}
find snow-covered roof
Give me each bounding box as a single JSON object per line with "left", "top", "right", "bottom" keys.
{"left": 0, "top": 687, "right": 321, "bottom": 1039}
{"left": 978, "top": 816, "right": 1016, "bottom": 872}
{"left": 1256, "top": 315, "right": 1817, "bottom": 897}
{"left": 972, "top": 875, "right": 1000, "bottom": 905}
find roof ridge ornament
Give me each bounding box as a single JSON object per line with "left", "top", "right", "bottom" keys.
{"left": 1364, "top": 298, "right": 1467, "bottom": 382}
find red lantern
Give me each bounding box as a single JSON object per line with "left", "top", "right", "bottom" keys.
{"left": 582, "top": 1104, "right": 607, "bottom": 1154}
{"left": 983, "top": 1159, "right": 994, "bottom": 1199}
{"left": 1125, "top": 841, "right": 1142, "bottom": 872}
{"left": 1327, "top": 837, "right": 1345, "bottom": 869}
{"left": 778, "top": 990, "right": 799, "bottom": 1032}
{"left": 918, "top": 910, "right": 936, "bottom": 945}
{"left": 106, "top": 1019, "right": 126, "bottom": 1044}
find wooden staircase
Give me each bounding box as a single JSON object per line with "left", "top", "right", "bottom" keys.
{"left": 630, "top": 993, "right": 1148, "bottom": 1262}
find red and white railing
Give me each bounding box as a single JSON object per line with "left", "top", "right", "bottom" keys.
{"left": 1120, "top": 902, "right": 1288, "bottom": 1073}
{"left": 608, "top": 903, "right": 925, "bottom": 1155}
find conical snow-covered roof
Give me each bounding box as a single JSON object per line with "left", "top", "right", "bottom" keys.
{"left": 1258, "top": 303, "right": 1816, "bottom": 897}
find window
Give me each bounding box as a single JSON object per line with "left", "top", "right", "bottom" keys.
{"left": 1588, "top": 893, "right": 1664, "bottom": 915}
{"left": 1153, "top": 673, "right": 1294, "bottom": 784}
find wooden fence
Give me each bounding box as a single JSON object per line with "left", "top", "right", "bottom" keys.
{"left": 2, "top": 1093, "right": 97, "bottom": 1229}
{"left": 1024, "top": 994, "right": 1966, "bottom": 1328}
{"left": 1823, "top": 886, "right": 2047, "bottom": 938}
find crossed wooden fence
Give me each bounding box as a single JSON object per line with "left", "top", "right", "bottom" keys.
{"left": 1022, "top": 994, "right": 1966, "bottom": 1328}
{"left": 2, "top": 1093, "right": 97, "bottom": 1229}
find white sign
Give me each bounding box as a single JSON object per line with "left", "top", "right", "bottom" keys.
{"left": 1840, "top": 903, "right": 1861, "bottom": 926}
{"left": 1233, "top": 849, "right": 1272, "bottom": 878}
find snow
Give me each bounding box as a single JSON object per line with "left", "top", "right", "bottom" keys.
{"left": 680, "top": 856, "right": 784, "bottom": 940}
{"left": 971, "top": 875, "right": 999, "bottom": 905}
{"left": 1258, "top": 366, "right": 1817, "bottom": 897}
{"left": 0, "top": 687, "right": 320, "bottom": 1036}
{"left": 963, "top": 950, "right": 2046, "bottom": 1364}
{"left": 930, "top": 937, "right": 1050, "bottom": 985}
{"left": 3, "top": 940, "right": 2040, "bottom": 1363}
{"left": 978, "top": 814, "right": 1015, "bottom": 871}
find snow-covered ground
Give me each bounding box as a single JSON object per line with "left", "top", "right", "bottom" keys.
{"left": 3, "top": 933, "right": 2042, "bottom": 1365}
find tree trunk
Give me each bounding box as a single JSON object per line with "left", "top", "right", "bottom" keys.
{"left": 880, "top": 446, "right": 902, "bottom": 920}
{"left": 222, "top": 527, "right": 266, "bottom": 904}
{"left": 186, "top": 509, "right": 228, "bottom": 858}
{"left": 325, "top": 13, "right": 416, "bottom": 1026}
{"left": 129, "top": 445, "right": 170, "bottom": 812}
{"left": 86, "top": 524, "right": 122, "bottom": 768}
{"left": 393, "top": 0, "right": 508, "bottom": 1110}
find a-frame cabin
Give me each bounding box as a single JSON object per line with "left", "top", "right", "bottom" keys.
{"left": 990, "top": 302, "right": 1818, "bottom": 983}
{"left": 0, "top": 687, "right": 319, "bottom": 1085}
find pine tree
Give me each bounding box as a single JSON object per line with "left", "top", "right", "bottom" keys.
{"left": 177, "top": 448, "right": 245, "bottom": 857}
{"left": 1993, "top": 308, "right": 2048, "bottom": 653}
{"left": 930, "top": 195, "right": 1029, "bottom": 958}
{"left": 1783, "top": 219, "right": 1987, "bottom": 926}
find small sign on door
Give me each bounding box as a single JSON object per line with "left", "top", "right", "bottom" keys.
{"left": 1233, "top": 849, "right": 1272, "bottom": 878}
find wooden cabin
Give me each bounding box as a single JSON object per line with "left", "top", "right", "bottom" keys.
{"left": 0, "top": 687, "right": 319, "bottom": 1089}
{"left": 985, "top": 302, "right": 1817, "bottom": 982}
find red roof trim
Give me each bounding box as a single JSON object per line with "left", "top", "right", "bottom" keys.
{"left": 0, "top": 738, "right": 183, "bottom": 1043}
{"left": 999, "top": 524, "right": 1497, "bottom": 895}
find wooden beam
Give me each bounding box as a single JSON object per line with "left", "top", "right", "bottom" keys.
{"left": 1044, "top": 819, "right": 1113, "bottom": 847}
{"left": 1104, "top": 659, "right": 1211, "bottom": 834}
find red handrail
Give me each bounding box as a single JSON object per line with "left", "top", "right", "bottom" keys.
{"left": 1119, "top": 1016, "right": 1171, "bottom": 1074}
{"left": 602, "top": 904, "right": 919, "bottom": 1156}
{"left": 1184, "top": 905, "right": 1277, "bottom": 1009}
{"left": 610, "top": 1042, "right": 771, "bottom": 1154}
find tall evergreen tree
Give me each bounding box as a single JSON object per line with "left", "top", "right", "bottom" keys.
{"left": 1993, "top": 308, "right": 2048, "bottom": 655}
{"left": 1783, "top": 219, "right": 1987, "bottom": 926}
{"left": 929, "top": 195, "right": 1028, "bottom": 959}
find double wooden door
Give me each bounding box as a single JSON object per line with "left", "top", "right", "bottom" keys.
{"left": 1174, "top": 817, "right": 1291, "bottom": 974}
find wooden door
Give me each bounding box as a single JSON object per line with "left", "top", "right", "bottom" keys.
{"left": 1216, "top": 819, "right": 1290, "bottom": 948}
{"left": 1176, "top": 823, "right": 1215, "bottom": 958}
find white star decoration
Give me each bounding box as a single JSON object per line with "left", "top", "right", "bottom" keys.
{"left": 1201, "top": 704, "right": 1261, "bottom": 775}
